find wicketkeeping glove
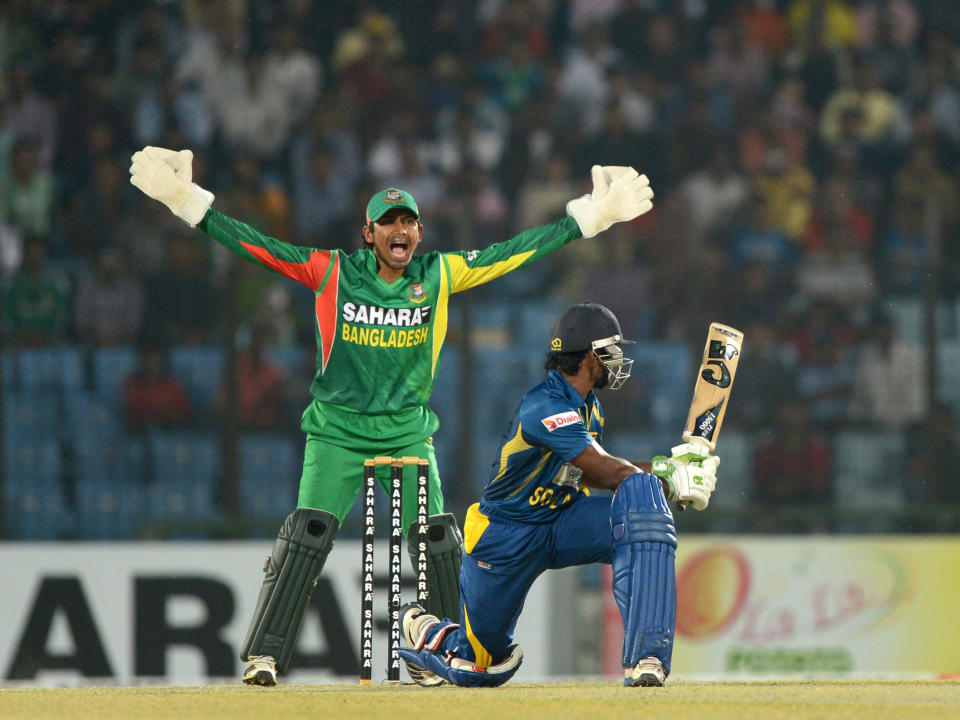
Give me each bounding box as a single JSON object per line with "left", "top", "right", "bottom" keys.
{"left": 565, "top": 165, "right": 654, "bottom": 238}
{"left": 128, "top": 146, "right": 214, "bottom": 227}
{"left": 651, "top": 441, "right": 720, "bottom": 511}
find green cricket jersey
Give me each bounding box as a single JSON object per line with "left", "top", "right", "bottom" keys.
{"left": 198, "top": 210, "right": 581, "bottom": 448}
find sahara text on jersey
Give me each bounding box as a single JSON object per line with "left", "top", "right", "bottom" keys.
{"left": 341, "top": 303, "right": 432, "bottom": 326}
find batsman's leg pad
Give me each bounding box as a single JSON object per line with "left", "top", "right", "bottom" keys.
{"left": 400, "top": 644, "right": 524, "bottom": 688}
{"left": 240, "top": 508, "right": 339, "bottom": 674}
{"left": 611, "top": 472, "right": 677, "bottom": 674}
{"left": 408, "top": 512, "right": 463, "bottom": 620}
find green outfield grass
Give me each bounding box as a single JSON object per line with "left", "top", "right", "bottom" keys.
{"left": 2, "top": 680, "right": 959, "bottom": 720}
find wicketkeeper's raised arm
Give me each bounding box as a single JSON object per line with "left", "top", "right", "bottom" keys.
{"left": 129, "top": 146, "right": 214, "bottom": 227}
{"left": 129, "top": 146, "right": 331, "bottom": 291}
{"left": 565, "top": 165, "right": 654, "bottom": 238}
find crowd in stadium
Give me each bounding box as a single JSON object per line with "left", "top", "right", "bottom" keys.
{"left": 2, "top": 0, "right": 960, "bottom": 538}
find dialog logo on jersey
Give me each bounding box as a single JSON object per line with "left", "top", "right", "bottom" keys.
{"left": 541, "top": 410, "right": 583, "bottom": 432}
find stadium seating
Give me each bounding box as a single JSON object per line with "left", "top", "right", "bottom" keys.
{"left": 1, "top": 439, "right": 72, "bottom": 540}
{"left": 237, "top": 432, "right": 301, "bottom": 520}
{"left": 833, "top": 431, "right": 906, "bottom": 510}
{"left": 168, "top": 345, "right": 224, "bottom": 414}
{"left": 2, "top": 346, "right": 85, "bottom": 392}
{"left": 91, "top": 345, "right": 139, "bottom": 409}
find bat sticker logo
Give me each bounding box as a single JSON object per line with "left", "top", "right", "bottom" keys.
{"left": 694, "top": 401, "right": 723, "bottom": 441}
{"left": 701, "top": 340, "right": 738, "bottom": 388}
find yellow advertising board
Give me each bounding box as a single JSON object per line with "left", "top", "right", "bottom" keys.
{"left": 603, "top": 536, "right": 960, "bottom": 678}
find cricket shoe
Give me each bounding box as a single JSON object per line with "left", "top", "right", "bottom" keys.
{"left": 624, "top": 656, "right": 666, "bottom": 687}
{"left": 243, "top": 654, "right": 277, "bottom": 686}
{"left": 400, "top": 602, "right": 451, "bottom": 686}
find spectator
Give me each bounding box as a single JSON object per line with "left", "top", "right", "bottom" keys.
{"left": 794, "top": 318, "right": 856, "bottom": 429}
{"left": 795, "top": 216, "right": 876, "bottom": 310}
{"left": 753, "top": 146, "right": 816, "bottom": 240}
{"left": 123, "top": 342, "right": 192, "bottom": 429}
{"left": 219, "top": 326, "right": 287, "bottom": 430}
{"left": 787, "top": 0, "right": 857, "bottom": 52}
{"left": 906, "top": 403, "right": 960, "bottom": 505}
{"left": 891, "top": 143, "right": 957, "bottom": 229}
{"left": 515, "top": 156, "right": 579, "bottom": 231}
{"left": 819, "top": 57, "right": 910, "bottom": 158}
{"left": 557, "top": 24, "right": 619, "bottom": 132}
{"left": 3, "top": 234, "right": 69, "bottom": 346}
{"left": 848, "top": 311, "right": 927, "bottom": 431}
{"left": 0, "top": 61, "right": 58, "bottom": 170}
{"left": 729, "top": 317, "right": 799, "bottom": 432}
{"left": 0, "top": 138, "right": 54, "bottom": 239}
{"left": 74, "top": 246, "right": 144, "bottom": 346}
{"left": 677, "top": 138, "right": 750, "bottom": 249}
{"left": 144, "top": 234, "right": 216, "bottom": 346}
{"left": 800, "top": 175, "right": 874, "bottom": 253}
{"left": 753, "top": 399, "right": 833, "bottom": 512}
{"left": 879, "top": 196, "right": 931, "bottom": 294}
{"left": 290, "top": 139, "right": 353, "bottom": 244}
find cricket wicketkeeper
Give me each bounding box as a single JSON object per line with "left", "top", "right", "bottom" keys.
{"left": 129, "top": 146, "right": 654, "bottom": 686}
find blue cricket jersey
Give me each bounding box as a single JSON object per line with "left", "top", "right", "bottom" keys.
{"left": 478, "top": 369, "right": 604, "bottom": 523}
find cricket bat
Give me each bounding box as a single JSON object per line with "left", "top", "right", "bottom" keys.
{"left": 682, "top": 323, "right": 744, "bottom": 452}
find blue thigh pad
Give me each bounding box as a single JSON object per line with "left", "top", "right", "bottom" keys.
{"left": 610, "top": 472, "right": 677, "bottom": 673}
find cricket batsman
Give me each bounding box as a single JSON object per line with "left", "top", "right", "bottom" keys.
{"left": 398, "top": 303, "right": 720, "bottom": 687}
{"left": 128, "top": 147, "right": 654, "bottom": 686}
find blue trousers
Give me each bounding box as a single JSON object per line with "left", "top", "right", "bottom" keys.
{"left": 436, "top": 496, "right": 613, "bottom": 666}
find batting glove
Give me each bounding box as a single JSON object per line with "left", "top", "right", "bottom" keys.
{"left": 129, "top": 146, "right": 214, "bottom": 227}
{"left": 651, "top": 441, "right": 720, "bottom": 511}
{"left": 565, "top": 165, "right": 654, "bottom": 238}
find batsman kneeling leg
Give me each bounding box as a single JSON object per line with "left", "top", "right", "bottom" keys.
{"left": 407, "top": 513, "right": 463, "bottom": 620}
{"left": 398, "top": 644, "right": 524, "bottom": 688}
{"left": 241, "top": 508, "right": 339, "bottom": 675}
{"left": 611, "top": 472, "right": 677, "bottom": 686}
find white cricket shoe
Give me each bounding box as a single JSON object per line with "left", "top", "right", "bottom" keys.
{"left": 400, "top": 602, "right": 447, "bottom": 687}
{"left": 624, "top": 656, "right": 666, "bottom": 687}
{"left": 243, "top": 654, "right": 277, "bottom": 686}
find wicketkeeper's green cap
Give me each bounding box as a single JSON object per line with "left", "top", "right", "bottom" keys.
{"left": 365, "top": 188, "right": 419, "bottom": 223}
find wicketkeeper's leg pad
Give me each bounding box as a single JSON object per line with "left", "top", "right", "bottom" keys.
{"left": 240, "top": 508, "right": 339, "bottom": 674}
{"left": 611, "top": 472, "right": 677, "bottom": 674}
{"left": 408, "top": 512, "right": 463, "bottom": 620}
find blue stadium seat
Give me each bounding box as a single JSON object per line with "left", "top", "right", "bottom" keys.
{"left": 75, "top": 436, "right": 146, "bottom": 486}
{"left": 2, "top": 480, "right": 74, "bottom": 540}
{"left": 937, "top": 340, "right": 960, "bottom": 406}
{"left": 168, "top": 346, "right": 224, "bottom": 413}
{"left": 237, "top": 433, "right": 300, "bottom": 518}
{"left": 3, "top": 347, "right": 85, "bottom": 392}
{"left": 707, "top": 430, "right": 754, "bottom": 510}
{"left": 833, "top": 431, "right": 906, "bottom": 510}
{"left": 1, "top": 349, "right": 15, "bottom": 392}
{"left": 144, "top": 431, "right": 220, "bottom": 526}
{"left": 74, "top": 478, "right": 145, "bottom": 539}
{"left": 885, "top": 297, "right": 954, "bottom": 343}
{"left": 632, "top": 343, "right": 694, "bottom": 432}
{"left": 1, "top": 440, "right": 72, "bottom": 540}
{"left": 148, "top": 430, "right": 219, "bottom": 485}
{"left": 265, "top": 345, "right": 308, "bottom": 375}
{"left": 3, "top": 390, "right": 61, "bottom": 446}
{"left": 65, "top": 391, "right": 124, "bottom": 443}
{"left": 92, "top": 345, "right": 139, "bottom": 409}
{"left": 2, "top": 437, "right": 62, "bottom": 485}
{"left": 143, "top": 478, "right": 219, "bottom": 527}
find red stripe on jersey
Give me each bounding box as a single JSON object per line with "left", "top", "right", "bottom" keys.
{"left": 315, "top": 254, "right": 340, "bottom": 372}
{"left": 239, "top": 242, "right": 332, "bottom": 292}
